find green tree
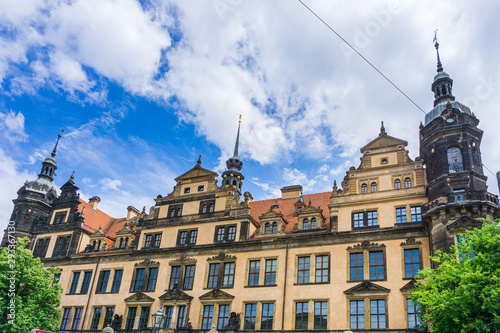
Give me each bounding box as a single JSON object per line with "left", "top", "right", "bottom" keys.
{"left": 412, "top": 220, "right": 500, "bottom": 333}
{"left": 0, "top": 237, "right": 62, "bottom": 333}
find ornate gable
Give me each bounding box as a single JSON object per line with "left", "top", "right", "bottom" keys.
{"left": 170, "top": 255, "right": 197, "bottom": 266}
{"left": 400, "top": 278, "right": 417, "bottom": 294}
{"left": 159, "top": 285, "right": 193, "bottom": 301}
{"left": 255, "top": 208, "right": 287, "bottom": 237}
{"left": 447, "top": 216, "right": 482, "bottom": 232}
{"left": 344, "top": 281, "right": 391, "bottom": 296}
{"left": 293, "top": 200, "right": 326, "bottom": 232}
{"left": 199, "top": 288, "right": 235, "bottom": 301}
{"left": 347, "top": 241, "right": 386, "bottom": 251}
{"left": 124, "top": 292, "right": 155, "bottom": 304}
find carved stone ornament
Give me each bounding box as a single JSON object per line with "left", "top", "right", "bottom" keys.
{"left": 135, "top": 258, "right": 159, "bottom": 267}
{"left": 124, "top": 291, "right": 155, "bottom": 303}
{"left": 344, "top": 281, "right": 390, "bottom": 295}
{"left": 400, "top": 278, "right": 417, "bottom": 293}
{"left": 199, "top": 288, "right": 235, "bottom": 300}
{"left": 159, "top": 283, "right": 193, "bottom": 301}
{"left": 347, "top": 240, "right": 385, "bottom": 250}
{"left": 170, "top": 255, "right": 197, "bottom": 266}
{"left": 208, "top": 253, "right": 236, "bottom": 261}
{"left": 400, "top": 237, "right": 422, "bottom": 247}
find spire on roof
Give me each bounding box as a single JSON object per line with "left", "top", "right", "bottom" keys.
{"left": 51, "top": 127, "right": 64, "bottom": 157}
{"left": 433, "top": 30, "right": 443, "bottom": 73}
{"left": 70, "top": 171, "right": 75, "bottom": 182}
{"left": 379, "top": 121, "right": 386, "bottom": 136}
{"left": 197, "top": 155, "right": 202, "bottom": 166}
{"left": 233, "top": 115, "right": 242, "bottom": 158}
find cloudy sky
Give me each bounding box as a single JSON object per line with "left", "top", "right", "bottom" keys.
{"left": 1, "top": 0, "right": 500, "bottom": 231}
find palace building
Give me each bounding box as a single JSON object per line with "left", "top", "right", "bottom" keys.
{"left": 2, "top": 43, "right": 499, "bottom": 332}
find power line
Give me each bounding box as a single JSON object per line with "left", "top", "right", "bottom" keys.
{"left": 297, "top": 0, "right": 427, "bottom": 115}
{"left": 483, "top": 163, "right": 498, "bottom": 179}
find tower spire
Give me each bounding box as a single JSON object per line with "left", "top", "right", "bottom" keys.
{"left": 233, "top": 115, "right": 242, "bottom": 158}
{"left": 433, "top": 30, "right": 443, "bottom": 73}
{"left": 51, "top": 127, "right": 64, "bottom": 157}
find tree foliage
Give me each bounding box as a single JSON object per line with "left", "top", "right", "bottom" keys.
{"left": 0, "top": 237, "right": 62, "bottom": 333}
{"left": 412, "top": 221, "right": 500, "bottom": 333}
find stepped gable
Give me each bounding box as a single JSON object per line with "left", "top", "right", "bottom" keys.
{"left": 249, "top": 191, "right": 331, "bottom": 234}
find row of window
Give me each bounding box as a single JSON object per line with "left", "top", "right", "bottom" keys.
{"left": 352, "top": 206, "right": 422, "bottom": 228}
{"left": 67, "top": 248, "right": 421, "bottom": 297}
{"left": 64, "top": 298, "right": 423, "bottom": 331}
{"left": 360, "top": 178, "right": 412, "bottom": 194}
{"left": 167, "top": 199, "right": 215, "bottom": 218}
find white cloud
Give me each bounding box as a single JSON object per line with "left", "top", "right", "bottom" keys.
{"left": 99, "top": 178, "right": 122, "bottom": 191}
{"left": 0, "top": 110, "right": 29, "bottom": 143}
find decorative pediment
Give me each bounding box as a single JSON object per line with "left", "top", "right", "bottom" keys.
{"left": 360, "top": 132, "right": 407, "bottom": 154}
{"left": 89, "top": 227, "right": 106, "bottom": 238}
{"left": 400, "top": 237, "right": 422, "bottom": 247}
{"left": 115, "top": 226, "right": 135, "bottom": 236}
{"left": 347, "top": 240, "right": 386, "bottom": 251}
{"left": 296, "top": 203, "right": 323, "bottom": 216}
{"left": 124, "top": 292, "right": 155, "bottom": 304}
{"left": 199, "top": 288, "right": 235, "bottom": 300}
{"left": 400, "top": 278, "right": 417, "bottom": 293}
{"left": 170, "top": 255, "right": 197, "bottom": 266}
{"left": 344, "top": 281, "right": 390, "bottom": 295}
{"left": 174, "top": 164, "right": 218, "bottom": 182}
{"left": 447, "top": 216, "right": 482, "bottom": 231}
{"left": 259, "top": 209, "right": 285, "bottom": 221}
{"left": 159, "top": 284, "right": 193, "bottom": 301}
{"left": 208, "top": 253, "right": 236, "bottom": 262}
{"left": 135, "top": 259, "right": 159, "bottom": 267}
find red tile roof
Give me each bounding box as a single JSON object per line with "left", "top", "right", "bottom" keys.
{"left": 249, "top": 191, "right": 331, "bottom": 234}
{"left": 78, "top": 199, "right": 127, "bottom": 239}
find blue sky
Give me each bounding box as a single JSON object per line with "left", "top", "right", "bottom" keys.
{"left": 1, "top": 0, "right": 500, "bottom": 231}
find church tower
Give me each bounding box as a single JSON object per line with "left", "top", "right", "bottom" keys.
{"left": 420, "top": 37, "right": 499, "bottom": 255}
{"left": 221, "top": 116, "right": 244, "bottom": 194}
{"left": 2, "top": 132, "right": 62, "bottom": 246}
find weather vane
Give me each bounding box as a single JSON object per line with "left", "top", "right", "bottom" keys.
{"left": 433, "top": 29, "right": 438, "bottom": 46}
{"left": 239, "top": 114, "right": 242, "bottom": 123}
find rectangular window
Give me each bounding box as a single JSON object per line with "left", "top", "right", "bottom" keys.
{"left": 350, "top": 253, "right": 364, "bottom": 281}
{"left": 61, "top": 308, "right": 71, "bottom": 330}
{"left": 178, "top": 231, "right": 188, "bottom": 245}
{"left": 297, "top": 256, "right": 310, "bottom": 284}
{"left": 264, "top": 259, "right": 277, "bottom": 285}
{"left": 350, "top": 300, "right": 364, "bottom": 329}
{"left": 404, "top": 249, "right": 421, "bottom": 278}
{"left": 183, "top": 265, "right": 195, "bottom": 290}
{"left": 103, "top": 307, "right": 115, "bottom": 328}
{"left": 367, "top": 211, "right": 377, "bottom": 227}
{"left": 222, "top": 262, "right": 235, "bottom": 288}
{"left": 207, "top": 263, "right": 220, "bottom": 288}
{"left": 81, "top": 271, "right": 92, "bottom": 294}
{"left": 177, "top": 229, "right": 198, "bottom": 246}
{"left": 248, "top": 260, "right": 260, "bottom": 286}
{"left": 138, "top": 306, "right": 150, "bottom": 329}
{"left": 407, "top": 299, "right": 423, "bottom": 328}
{"left": 54, "top": 211, "right": 67, "bottom": 224}
{"left": 261, "top": 303, "right": 274, "bottom": 330}
{"left": 315, "top": 255, "right": 329, "bottom": 283}
{"left": 227, "top": 225, "right": 236, "bottom": 241}
{"left": 214, "top": 224, "right": 237, "bottom": 242}
{"left": 216, "top": 227, "right": 225, "bottom": 242}
{"left": 153, "top": 233, "right": 162, "bottom": 247}
{"left": 54, "top": 235, "right": 71, "bottom": 255}
{"left": 72, "top": 307, "right": 83, "bottom": 330}
{"left": 126, "top": 307, "right": 137, "bottom": 330}
{"left": 314, "top": 301, "right": 328, "bottom": 330}
{"left": 189, "top": 230, "right": 198, "bottom": 244}
{"left": 132, "top": 268, "right": 145, "bottom": 291}
{"left": 353, "top": 210, "right": 378, "bottom": 228}
{"left": 217, "top": 304, "right": 230, "bottom": 330}
{"left": 170, "top": 266, "right": 181, "bottom": 289}
{"left": 168, "top": 204, "right": 183, "bottom": 218}
{"left": 146, "top": 267, "right": 158, "bottom": 291}
{"left": 91, "top": 307, "right": 102, "bottom": 330}
{"left": 33, "top": 238, "right": 50, "bottom": 258}
{"left": 411, "top": 206, "right": 422, "bottom": 222}
{"left": 111, "top": 270, "right": 123, "bottom": 293}
{"left": 370, "top": 300, "right": 386, "bottom": 329}
{"left": 244, "top": 303, "right": 257, "bottom": 330}
{"left": 295, "top": 302, "right": 309, "bottom": 330}
{"left": 144, "top": 234, "right": 152, "bottom": 247}
{"left": 369, "top": 251, "right": 384, "bottom": 280}
{"left": 164, "top": 306, "right": 173, "bottom": 329}
{"left": 396, "top": 207, "right": 407, "bottom": 223}
{"left": 353, "top": 212, "right": 364, "bottom": 228}
{"left": 177, "top": 305, "right": 187, "bottom": 328}
{"left": 69, "top": 271, "right": 80, "bottom": 294}
{"left": 97, "top": 270, "right": 110, "bottom": 293}
{"left": 202, "top": 305, "right": 214, "bottom": 330}
{"left": 55, "top": 273, "right": 61, "bottom": 283}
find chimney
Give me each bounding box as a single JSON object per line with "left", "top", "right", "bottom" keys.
{"left": 280, "top": 185, "right": 303, "bottom": 199}
{"left": 127, "top": 206, "right": 140, "bottom": 220}
{"left": 89, "top": 196, "right": 101, "bottom": 211}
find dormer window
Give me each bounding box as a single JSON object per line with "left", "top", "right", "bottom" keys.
{"left": 265, "top": 223, "right": 270, "bottom": 234}
{"left": 303, "top": 219, "right": 309, "bottom": 230}
{"left": 272, "top": 222, "right": 278, "bottom": 233}
{"left": 311, "top": 218, "right": 317, "bottom": 229}
{"left": 53, "top": 211, "right": 67, "bottom": 224}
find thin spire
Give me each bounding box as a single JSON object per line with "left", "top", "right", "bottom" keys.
{"left": 433, "top": 30, "right": 443, "bottom": 73}
{"left": 380, "top": 121, "right": 386, "bottom": 135}
{"left": 233, "top": 115, "right": 242, "bottom": 158}
{"left": 51, "top": 127, "right": 64, "bottom": 157}
{"left": 70, "top": 171, "right": 75, "bottom": 182}
{"left": 196, "top": 155, "right": 202, "bottom": 166}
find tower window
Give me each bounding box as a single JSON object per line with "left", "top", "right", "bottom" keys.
{"left": 394, "top": 179, "right": 401, "bottom": 189}
{"left": 404, "top": 178, "right": 412, "bottom": 188}
{"left": 447, "top": 147, "right": 464, "bottom": 173}
{"left": 381, "top": 158, "right": 388, "bottom": 164}
{"left": 361, "top": 184, "right": 367, "bottom": 194}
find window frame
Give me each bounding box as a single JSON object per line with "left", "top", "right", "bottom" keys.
{"left": 80, "top": 271, "right": 92, "bottom": 294}
{"left": 111, "top": 269, "right": 123, "bottom": 293}
{"left": 352, "top": 210, "right": 378, "bottom": 229}
{"left": 143, "top": 232, "right": 162, "bottom": 249}
{"left": 214, "top": 224, "right": 237, "bottom": 243}
{"left": 396, "top": 207, "right": 408, "bottom": 224}
{"left": 96, "top": 270, "right": 110, "bottom": 293}
{"left": 130, "top": 264, "right": 160, "bottom": 292}
{"left": 347, "top": 244, "right": 387, "bottom": 282}
{"left": 394, "top": 179, "right": 401, "bottom": 189}
{"left": 403, "top": 248, "right": 422, "bottom": 279}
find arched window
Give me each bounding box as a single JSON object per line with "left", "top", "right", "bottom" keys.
{"left": 272, "top": 222, "right": 278, "bottom": 233}
{"left": 202, "top": 205, "right": 207, "bottom": 214}
{"left": 311, "top": 218, "right": 317, "bottom": 229}
{"left": 232, "top": 179, "right": 237, "bottom": 186}
{"left": 303, "top": 219, "right": 309, "bottom": 230}
{"left": 371, "top": 182, "right": 377, "bottom": 192}
{"left": 119, "top": 238, "right": 124, "bottom": 248}
{"left": 124, "top": 238, "right": 129, "bottom": 248}
{"left": 170, "top": 209, "right": 176, "bottom": 217}
{"left": 404, "top": 178, "right": 412, "bottom": 188}
{"left": 177, "top": 208, "right": 182, "bottom": 216}
{"left": 264, "top": 223, "right": 270, "bottom": 234}
{"left": 96, "top": 240, "right": 101, "bottom": 251}
{"left": 448, "top": 147, "right": 464, "bottom": 173}
{"left": 209, "top": 204, "right": 215, "bottom": 213}
{"left": 361, "top": 184, "right": 367, "bottom": 194}
{"left": 394, "top": 179, "right": 401, "bottom": 189}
